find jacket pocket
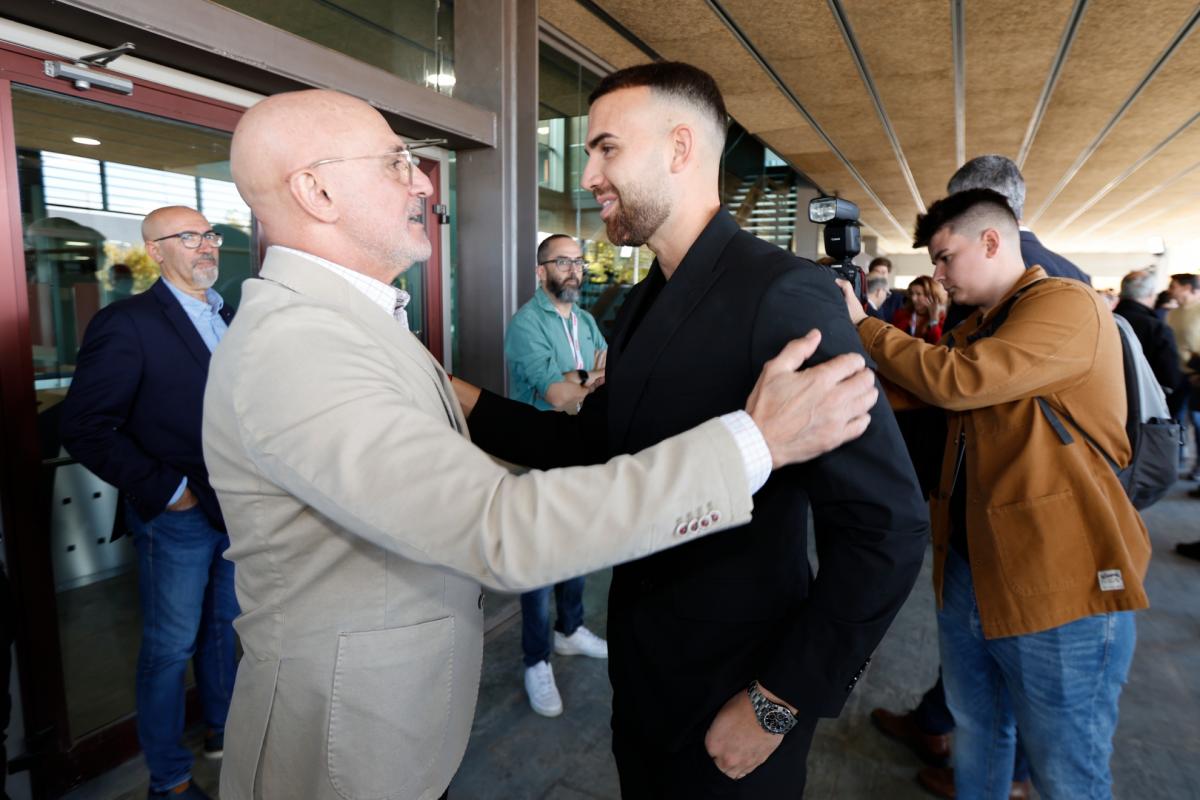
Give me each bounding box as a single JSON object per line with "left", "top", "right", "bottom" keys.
{"left": 327, "top": 617, "right": 455, "bottom": 800}
{"left": 987, "top": 490, "right": 1096, "bottom": 596}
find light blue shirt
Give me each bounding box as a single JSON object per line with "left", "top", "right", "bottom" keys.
{"left": 162, "top": 277, "right": 228, "bottom": 505}
{"left": 162, "top": 278, "right": 228, "bottom": 353}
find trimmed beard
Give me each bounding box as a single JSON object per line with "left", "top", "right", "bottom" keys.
{"left": 191, "top": 259, "right": 219, "bottom": 290}
{"left": 546, "top": 271, "right": 581, "bottom": 304}
{"left": 603, "top": 179, "right": 670, "bottom": 247}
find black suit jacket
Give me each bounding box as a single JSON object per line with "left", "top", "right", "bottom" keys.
{"left": 61, "top": 278, "right": 232, "bottom": 531}
{"left": 471, "top": 210, "right": 928, "bottom": 751}
{"left": 1115, "top": 298, "right": 1187, "bottom": 415}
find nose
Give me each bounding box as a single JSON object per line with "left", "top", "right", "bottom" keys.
{"left": 581, "top": 150, "right": 602, "bottom": 193}
{"left": 411, "top": 166, "right": 434, "bottom": 198}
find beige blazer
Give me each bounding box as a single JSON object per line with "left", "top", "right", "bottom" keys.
{"left": 203, "top": 248, "right": 756, "bottom": 800}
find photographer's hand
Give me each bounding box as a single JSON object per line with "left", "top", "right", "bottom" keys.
{"left": 836, "top": 278, "right": 868, "bottom": 325}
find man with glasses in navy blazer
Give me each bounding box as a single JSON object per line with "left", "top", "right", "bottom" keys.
{"left": 61, "top": 205, "right": 237, "bottom": 800}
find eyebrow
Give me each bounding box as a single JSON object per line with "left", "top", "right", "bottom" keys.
{"left": 931, "top": 248, "right": 949, "bottom": 262}
{"left": 585, "top": 132, "right": 616, "bottom": 152}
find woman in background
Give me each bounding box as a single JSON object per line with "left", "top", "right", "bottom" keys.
{"left": 892, "top": 275, "right": 946, "bottom": 344}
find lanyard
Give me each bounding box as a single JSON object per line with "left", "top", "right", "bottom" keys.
{"left": 559, "top": 311, "right": 584, "bottom": 369}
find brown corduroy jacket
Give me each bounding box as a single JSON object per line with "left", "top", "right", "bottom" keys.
{"left": 858, "top": 267, "right": 1151, "bottom": 638}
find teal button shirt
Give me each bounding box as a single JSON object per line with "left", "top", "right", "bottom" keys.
{"left": 505, "top": 287, "right": 607, "bottom": 410}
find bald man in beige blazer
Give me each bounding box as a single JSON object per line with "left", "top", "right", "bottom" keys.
{"left": 205, "top": 89, "right": 878, "bottom": 800}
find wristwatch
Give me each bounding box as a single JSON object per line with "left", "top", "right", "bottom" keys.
{"left": 578, "top": 369, "right": 589, "bottom": 384}
{"left": 747, "top": 680, "right": 797, "bottom": 735}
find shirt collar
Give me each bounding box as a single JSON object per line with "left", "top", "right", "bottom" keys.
{"left": 534, "top": 285, "right": 575, "bottom": 316}
{"left": 271, "top": 245, "right": 408, "bottom": 319}
{"left": 162, "top": 276, "right": 223, "bottom": 316}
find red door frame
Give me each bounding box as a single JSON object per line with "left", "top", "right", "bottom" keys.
{"left": 0, "top": 39, "right": 247, "bottom": 795}
{"left": 0, "top": 37, "right": 448, "bottom": 794}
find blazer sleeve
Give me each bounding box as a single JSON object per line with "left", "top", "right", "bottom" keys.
{"left": 468, "top": 387, "right": 608, "bottom": 469}
{"left": 857, "top": 280, "right": 1101, "bottom": 412}
{"left": 228, "top": 305, "right": 755, "bottom": 593}
{"left": 750, "top": 265, "right": 929, "bottom": 718}
{"left": 60, "top": 305, "right": 185, "bottom": 518}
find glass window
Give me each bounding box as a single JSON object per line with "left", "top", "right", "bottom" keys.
{"left": 210, "top": 0, "right": 455, "bottom": 94}
{"left": 536, "top": 44, "right": 652, "bottom": 336}
{"left": 12, "top": 85, "right": 252, "bottom": 741}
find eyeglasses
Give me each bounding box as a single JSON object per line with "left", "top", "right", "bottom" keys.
{"left": 152, "top": 230, "right": 223, "bottom": 249}
{"left": 295, "top": 138, "right": 444, "bottom": 187}
{"left": 539, "top": 257, "right": 587, "bottom": 271}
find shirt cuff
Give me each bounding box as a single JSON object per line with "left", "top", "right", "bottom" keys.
{"left": 718, "top": 410, "right": 772, "bottom": 495}
{"left": 167, "top": 477, "right": 188, "bottom": 508}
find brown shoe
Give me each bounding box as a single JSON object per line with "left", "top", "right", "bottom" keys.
{"left": 916, "top": 766, "right": 1033, "bottom": 800}
{"left": 870, "top": 707, "right": 951, "bottom": 766}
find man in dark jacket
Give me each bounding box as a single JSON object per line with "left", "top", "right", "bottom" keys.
{"left": 462, "top": 62, "right": 929, "bottom": 797}
{"left": 60, "top": 206, "right": 237, "bottom": 800}
{"left": 1115, "top": 269, "right": 1187, "bottom": 415}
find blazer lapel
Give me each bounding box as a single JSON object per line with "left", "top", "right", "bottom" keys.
{"left": 259, "top": 251, "right": 462, "bottom": 432}
{"left": 151, "top": 278, "right": 212, "bottom": 369}
{"left": 607, "top": 210, "right": 740, "bottom": 449}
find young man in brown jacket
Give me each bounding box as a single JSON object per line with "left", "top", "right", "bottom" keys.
{"left": 841, "top": 189, "right": 1150, "bottom": 800}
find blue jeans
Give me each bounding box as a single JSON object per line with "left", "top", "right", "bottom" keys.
{"left": 914, "top": 672, "right": 1031, "bottom": 782}
{"left": 938, "top": 551, "right": 1135, "bottom": 800}
{"left": 128, "top": 505, "right": 239, "bottom": 792}
{"left": 520, "top": 577, "right": 585, "bottom": 667}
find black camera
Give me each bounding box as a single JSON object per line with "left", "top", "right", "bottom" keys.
{"left": 809, "top": 196, "right": 866, "bottom": 304}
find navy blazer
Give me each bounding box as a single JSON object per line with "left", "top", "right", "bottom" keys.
{"left": 61, "top": 278, "right": 232, "bottom": 531}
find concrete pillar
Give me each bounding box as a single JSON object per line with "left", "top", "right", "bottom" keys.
{"left": 453, "top": 0, "right": 539, "bottom": 393}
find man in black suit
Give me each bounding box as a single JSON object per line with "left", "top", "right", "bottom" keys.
{"left": 1115, "top": 270, "right": 1187, "bottom": 415}
{"left": 462, "top": 62, "right": 929, "bottom": 797}
{"left": 61, "top": 206, "right": 237, "bottom": 800}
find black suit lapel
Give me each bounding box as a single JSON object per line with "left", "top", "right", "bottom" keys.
{"left": 151, "top": 278, "right": 213, "bottom": 369}
{"left": 607, "top": 210, "right": 740, "bottom": 449}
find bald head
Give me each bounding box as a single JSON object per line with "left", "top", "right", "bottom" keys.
{"left": 142, "top": 205, "right": 208, "bottom": 242}
{"left": 231, "top": 89, "right": 433, "bottom": 282}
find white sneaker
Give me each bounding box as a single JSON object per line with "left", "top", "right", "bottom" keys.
{"left": 553, "top": 626, "right": 608, "bottom": 659}
{"left": 523, "top": 660, "right": 563, "bottom": 717}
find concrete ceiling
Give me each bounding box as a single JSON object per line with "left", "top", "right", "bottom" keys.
{"left": 540, "top": 0, "right": 1200, "bottom": 256}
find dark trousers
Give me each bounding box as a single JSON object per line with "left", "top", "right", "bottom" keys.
{"left": 612, "top": 707, "right": 818, "bottom": 799}
{"left": 914, "top": 670, "right": 1031, "bottom": 782}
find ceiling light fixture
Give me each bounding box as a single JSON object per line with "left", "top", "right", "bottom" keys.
{"left": 72, "top": 136, "right": 101, "bottom": 146}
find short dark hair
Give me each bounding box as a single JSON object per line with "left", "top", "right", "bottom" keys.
{"left": 913, "top": 188, "right": 1019, "bottom": 249}
{"left": 1169, "top": 273, "right": 1199, "bottom": 291}
{"left": 537, "top": 234, "right": 576, "bottom": 266}
{"left": 867, "top": 276, "right": 890, "bottom": 293}
{"left": 589, "top": 62, "right": 727, "bottom": 143}
{"left": 868, "top": 256, "right": 892, "bottom": 272}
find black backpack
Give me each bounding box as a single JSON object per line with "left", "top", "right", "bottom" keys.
{"left": 960, "top": 280, "right": 1181, "bottom": 510}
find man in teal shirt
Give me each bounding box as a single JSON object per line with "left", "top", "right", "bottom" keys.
{"left": 504, "top": 233, "right": 609, "bottom": 716}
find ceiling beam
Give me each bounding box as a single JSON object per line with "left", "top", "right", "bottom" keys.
{"left": 1016, "top": 0, "right": 1089, "bottom": 170}
{"left": 1076, "top": 157, "right": 1200, "bottom": 242}
{"left": 705, "top": 0, "right": 910, "bottom": 241}
{"left": 952, "top": 0, "right": 966, "bottom": 169}
{"left": 1026, "top": 4, "right": 1200, "bottom": 225}
{"left": 827, "top": 0, "right": 926, "bottom": 213}
{"left": 1050, "top": 107, "right": 1200, "bottom": 236}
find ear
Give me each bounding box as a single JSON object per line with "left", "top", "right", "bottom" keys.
{"left": 669, "top": 124, "right": 696, "bottom": 174}
{"left": 536, "top": 264, "right": 547, "bottom": 285}
{"left": 287, "top": 169, "right": 340, "bottom": 224}
{"left": 981, "top": 228, "right": 1002, "bottom": 258}
{"left": 144, "top": 240, "right": 165, "bottom": 266}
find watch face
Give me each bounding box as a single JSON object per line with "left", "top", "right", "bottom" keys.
{"left": 763, "top": 708, "right": 793, "bottom": 734}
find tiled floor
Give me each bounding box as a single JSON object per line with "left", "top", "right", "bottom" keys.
{"left": 66, "top": 480, "right": 1200, "bottom": 799}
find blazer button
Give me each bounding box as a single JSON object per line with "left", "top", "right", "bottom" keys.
{"left": 689, "top": 519, "right": 699, "bottom": 532}
{"left": 677, "top": 524, "right": 689, "bottom": 536}
{"left": 700, "top": 517, "right": 710, "bottom": 528}
{"left": 711, "top": 510, "right": 720, "bottom": 523}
